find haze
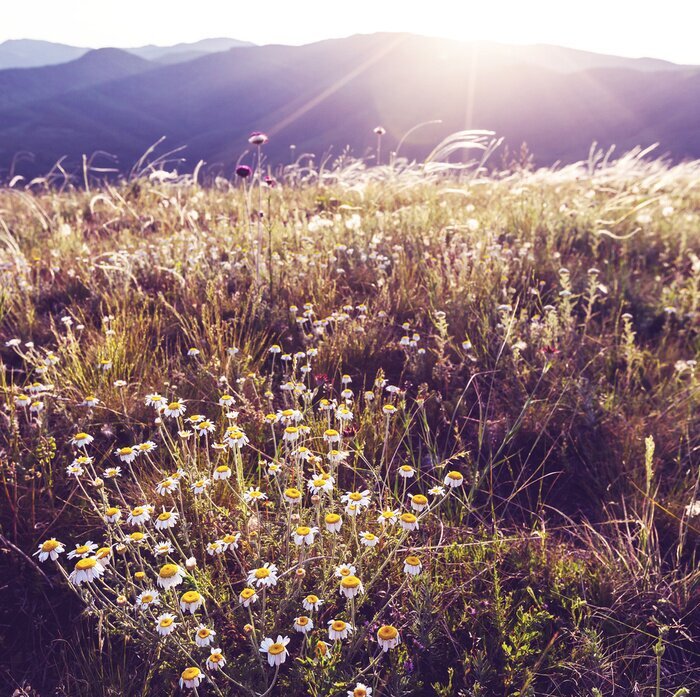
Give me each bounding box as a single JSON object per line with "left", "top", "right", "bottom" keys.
{"left": 2, "top": 0, "right": 700, "bottom": 65}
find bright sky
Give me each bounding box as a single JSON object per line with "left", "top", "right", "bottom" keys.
{"left": 2, "top": 0, "right": 700, "bottom": 64}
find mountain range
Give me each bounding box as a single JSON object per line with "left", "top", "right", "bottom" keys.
{"left": 1, "top": 33, "right": 699, "bottom": 179}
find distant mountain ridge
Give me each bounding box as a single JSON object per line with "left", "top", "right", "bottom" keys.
{"left": 1, "top": 33, "right": 699, "bottom": 178}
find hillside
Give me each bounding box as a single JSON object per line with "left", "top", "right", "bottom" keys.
{"left": 0, "top": 33, "right": 699, "bottom": 178}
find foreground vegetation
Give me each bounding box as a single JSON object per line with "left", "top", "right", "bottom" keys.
{"left": 1, "top": 145, "right": 699, "bottom": 696}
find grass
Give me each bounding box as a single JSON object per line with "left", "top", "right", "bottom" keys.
{"left": 0, "top": 145, "right": 698, "bottom": 696}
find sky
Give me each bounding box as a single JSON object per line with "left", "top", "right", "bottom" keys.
{"left": 2, "top": 0, "right": 700, "bottom": 64}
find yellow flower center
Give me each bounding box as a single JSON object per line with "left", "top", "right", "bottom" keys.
{"left": 134, "top": 571, "right": 146, "bottom": 580}
{"left": 181, "top": 667, "right": 199, "bottom": 680}
{"left": 181, "top": 591, "right": 200, "bottom": 603}
{"left": 240, "top": 588, "right": 256, "bottom": 599}
{"left": 160, "top": 617, "right": 174, "bottom": 627}
{"left": 349, "top": 492, "right": 363, "bottom": 502}
{"left": 331, "top": 620, "right": 346, "bottom": 631}
{"left": 75, "top": 432, "right": 89, "bottom": 440}
{"left": 209, "top": 653, "right": 222, "bottom": 663}
{"left": 401, "top": 513, "right": 417, "bottom": 523}
{"left": 296, "top": 616, "right": 310, "bottom": 626}
{"left": 41, "top": 540, "right": 59, "bottom": 551}
{"left": 75, "top": 544, "right": 89, "bottom": 554}
{"left": 363, "top": 533, "right": 377, "bottom": 540}
{"left": 340, "top": 575, "right": 361, "bottom": 589}
{"left": 96, "top": 547, "right": 110, "bottom": 559}
{"left": 106, "top": 507, "right": 119, "bottom": 516}
{"left": 447, "top": 471, "right": 462, "bottom": 480}
{"left": 216, "top": 465, "right": 229, "bottom": 473}
{"left": 157, "top": 512, "right": 171, "bottom": 521}
{"left": 305, "top": 594, "right": 319, "bottom": 604}
{"left": 284, "top": 488, "right": 301, "bottom": 499}
{"left": 324, "top": 429, "right": 339, "bottom": 437}
{"left": 354, "top": 689, "right": 368, "bottom": 697}
{"left": 254, "top": 567, "right": 270, "bottom": 579}
{"left": 223, "top": 534, "right": 237, "bottom": 544}
{"left": 167, "top": 402, "right": 181, "bottom": 410}
{"left": 325, "top": 513, "right": 341, "bottom": 524}
{"left": 378, "top": 625, "right": 399, "bottom": 640}
{"left": 406, "top": 555, "right": 421, "bottom": 566}
{"left": 131, "top": 507, "right": 144, "bottom": 516}
{"left": 268, "top": 642, "right": 286, "bottom": 655}
{"left": 400, "top": 465, "right": 413, "bottom": 472}
{"left": 118, "top": 447, "right": 133, "bottom": 455}
{"left": 142, "top": 594, "right": 153, "bottom": 603}
{"left": 296, "top": 526, "right": 311, "bottom": 536}
{"left": 412, "top": 495, "right": 428, "bottom": 505}
{"left": 282, "top": 409, "right": 294, "bottom": 417}
{"left": 197, "top": 628, "right": 211, "bottom": 638}
{"left": 159, "top": 564, "right": 179, "bottom": 579}
{"left": 75, "top": 558, "right": 97, "bottom": 570}
{"left": 130, "top": 532, "right": 144, "bottom": 541}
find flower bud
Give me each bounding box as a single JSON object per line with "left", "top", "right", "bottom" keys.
{"left": 185, "top": 556, "right": 197, "bottom": 571}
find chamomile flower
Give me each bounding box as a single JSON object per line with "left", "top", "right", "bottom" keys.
{"left": 179, "top": 666, "right": 202, "bottom": 688}
{"left": 206, "top": 539, "right": 225, "bottom": 556}
{"left": 127, "top": 506, "right": 152, "bottom": 527}
{"left": 218, "top": 394, "right": 235, "bottom": 407}
{"left": 382, "top": 404, "right": 398, "bottom": 416}
{"left": 212, "top": 464, "right": 232, "bottom": 481}
{"left": 335, "top": 563, "right": 356, "bottom": 579}
{"left": 348, "top": 684, "right": 373, "bottom": 697}
{"left": 206, "top": 648, "right": 226, "bottom": 671}
{"left": 154, "top": 541, "right": 174, "bottom": 556}
{"left": 157, "top": 563, "right": 186, "bottom": 590}
{"left": 135, "top": 589, "right": 160, "bottom": 611}
{"left": 244, "top": 487, "right": 268, "bottom": 504}
{"left": 325, "top": 512, "right": 343, "bottom": 533}
{"left": 327, "top": 449, "right": 349, "bottom": 464}
{"left": 180, "top": 590, "right": 204, "bottom": 614}
{"left": 69, "top": 557, "right": 104, "bottom": 585}
{"left": 66, "top": 463, "right": 84, "bottom": 477}
{"left": 328, "top": 619, "right": 353, "bottom": 641}
{"left": 14, "top": 395, "right": 31, "bottom": 408}
{"left": 404, "top": 555, "right": 422, "bottom": 576}
{"left": 342, "top": 490, "right": 371, "bottom": 508}
{"left": 222, "top": 532, "right": 240, "bottom": 550}
{"left": 104, "top": 506, "right": 122, "bottom": 524}
{"left": 248, "top": 563, "right": 279, "bottom": 588}
{"left": 195, "top": 420, "right": 215, "bottom": 436}
{"left": 359, "top": 531, "right": 379, "bottom": 547}
{"left": 190, "top": 478, "right": 210, "bottom": 495}
{"left": 156, "top": 478, "right": 179, "bottom": 496}
{"left": 136, "top": 441, "right": 157, "bottom": 454}
{"left": 339, "top": 575, "right": 364, "bottom": 599}
{"left": 71, "top": 432, "right": 94, "bottom": 448}
{"left": 34, "top": 538, "right": 65, "bottom": 562}
{"left": 294, "top": 615, "right": 314, "bottom": 633}
{"left": 162, "top": 399, "right": 186, "bottom": 418}
{"left": 308, "top": 475, "right": 334, "bottom": 495}
{"left": 377, "top": 624, "right": 401, "bottom": 651}
{"left": 409, "top": 494, "right": 429, "bottom": 512}
{"left": 187, "top": 348, "right": 200, "bottom": 357}
{"left": 157, "top": 613, "right": 178, "bottom": 637}
{"left": 444, "top": 470, "right": 464, "bottom": 488}
{"left": 267, "top": 462, "right": 282, "bottom": 477}
{"left": 292, "top": 525, "right": 319, "bottom": 545}
{"left": 399, "top": 512, "right": 419, "bottom": 531}
{"left": 283, "top": 426, "right": 300, "bottom": 442}
{"left": 323, "top": 428, "right": 341, "bottom": 444}
{"left": 303, "top": 594, "right": 323, "bottom": 612}
{"left": 260, "top": 635, "right": 290, "bottom": 666}
{"left": 239, "top": 587, "right": 259, "bottom": 607}
{"left": 115, "top": 446, "right": 137, "bottom": 463}
{"left": 428, "top": 485, "right": 446, "bottom": 497}
{"left": 68, "top": 541, "right": 98, "bottom": 559}
{"left": 283, "top": 487, "right": 302, "bottom": 504}
{"left": 154, "top": 510, "right": 178, "bottom": 530}
{"left": 398, "top": 464, "right": 416, "bottom": 479}
{"left": 103, "top": 467, "right": 122, "bottom": 479}
{"left": 194, "top": 624, "right": 216, "bottom": 647}
{"left": 145, "top": 393, "right": 167, "bottom": 408}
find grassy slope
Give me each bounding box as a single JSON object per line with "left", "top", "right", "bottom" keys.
{"left": 0, "top": 157, "right": 698, "bottom": 696}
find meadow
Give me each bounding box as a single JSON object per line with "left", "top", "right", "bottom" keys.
{"left": 0, "top": 141, "right": 699, "bottom": 696}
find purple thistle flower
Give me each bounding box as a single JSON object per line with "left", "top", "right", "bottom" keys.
{"left": 236, "top": 165, "right": 252, "bottom": 179}
{"left": 248, "top": 132, "right": 269, "bottom": 146}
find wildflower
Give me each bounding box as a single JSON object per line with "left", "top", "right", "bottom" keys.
{"left": 323, "top": 428, "right": 341, "bottom": 444}
{"left": 444, "top": 471, "right": 464, "bottom": 488}
{"left": 68, "top": 541, "right": 98, "bottom": 559}
{"left": 404, "top": 555, "right": 422, "bottom": 576}
{"left": 179, "top": 666, "right": 202, "bottom": 688}
{"left": 128, "top": 531, "right": 146, "bottom": 544}
{"left": 222, "top": 532, "right": 240, "bottom": 550}
{"left": 244, "top": 487, "right": 268, "bottom": 504}
{"left": 399, "top": 512, "right": 419, "bottom": 531}
{"left": 308, "top": 475, "right": 334, "bottom": 495}
{"left": 194, "top": 625, "right": 216, "bottom": 647}
{"left": 292, "top": 615, "right": 313, "bottom": 633}
{"left": 195, "top": 420, "right": 215, "bottom": 436}
{"left": 157, "top": 563, "right": 186, "bottom": 590}
{"left": 409, "top": 494, "right": 429, "bottom": 512}
{"left": 103, "top": 466, "right": 122, "bottom": 479}
{"left": 260, "top": 635, "right": 290, "bottom": 667}
{"left": 239, "top": 587, "right": 259, "bottom": 607}
{"left": 135, "top": 589, "right": 160, "bottom": 611}
{"left": 29, "top": 400, "right": 44, "bottom": 413}
{"left": 213, "top": 464, "right": 232, "bottom": 481}
{"left": 145, "top": 393, "right": 167, "bottom": 408}
{"left": 157, "top": 613, "right": 178, "bottom": 637}
{"left": 382, "top": 404, "right": 397, "bottom": 416}
{"left": 339, "top": 575, "right": 364, "bottom": 599}
{"left": 14, "top": 395, "right": 31, "bottom": 408}
{"left": 283, "top": 426, "right": 300, "bottom": 442}
{"left": 156, "top": 478, "right": 179, "bottom": 496}
{"left": 66, "top": 463, "right": 84, "bottom": 477}
{"left": 335, "top": 563, "right": 356, "bottom": 578}
{"left": 71, "top": 432, "right": 94, "bottom": 448}
{"left": 377, "top": 624, "right": 401, "bottom": 651}
{"left": 34, "top": 538, "right": 65, "bottom": 562}
{"left": 115, "top": 446, "right": 137, "bottom": 463}
{"left": 342, "top": 490, "right": 371, "bottom": 508}
{"left": 187, "top": 348, "right": 200, "bottom": 357}
{"left": 236, "top": 165, "right": 252, "bottom": 178}
{"left": 105, "top": 506, "right": 121, "bottom": 524}
{"left": 398, "top": 464, "right": 415, "bottom": 479}
{"left": 180, "top": 590, "right": 204, "bottom": 614}
{"left": 154, "top": 510, "right": 178, "bottom": 530}
{"left": 249, "top": 131, "right": 269, "bottom": 145}
{"left": 154, "top": 541, "right": 174, "bottom": 556}
{"left": 127, "top": 506, "right": 152, "bottom": 527}
{"left": 219, "top": 394, "right": 235, "bottom": 407}
{"left": 428, "top": 485, "right": 446, "bottom": 497}
{"left": 348, "top": 684, "right": 373, "bottom": 697}
{"left": 359, "top": 531, "right": 379, "bottom": 547}
{"left": 190, "top": 478, "right": 210, "bottom": 495}
{"left": 206, "top": 648, "right": 226, "bottom": 671}
{"left": 163, "top": 400, "right": 186, "bottom": 418}
{"left": 303, "top": 594, "right": 323, "bottom": 612}
{"left": 267, "top": 462, "right": 282, "bottom": 477}
{"left": 292, "top": 525, "right": 319, "bottom": 545}
{"left": 316, "top": 640, "right": 330, "bottom": 658}
{"left": 223, "top": 427, "right": 249, "bottom": 448}
{"left": 283, "top": 487, "right": 302, "bottom": 504}
{"left": 328, "top": 619, "right": 353, "bottom": 641}
{"left": 685, "top": 500, "right": 700, "bottom": 517}
{"left": 69, "top": 557, "right": 104, "bottom": 585}
{"left": 327, "top": 449, "right": 349, "bottom": 464}
{"left": 248, "top": 562, "right": 279, "bottom": 588}
{"left": 185, "top": 557, "right": 197, "bottom": 571}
